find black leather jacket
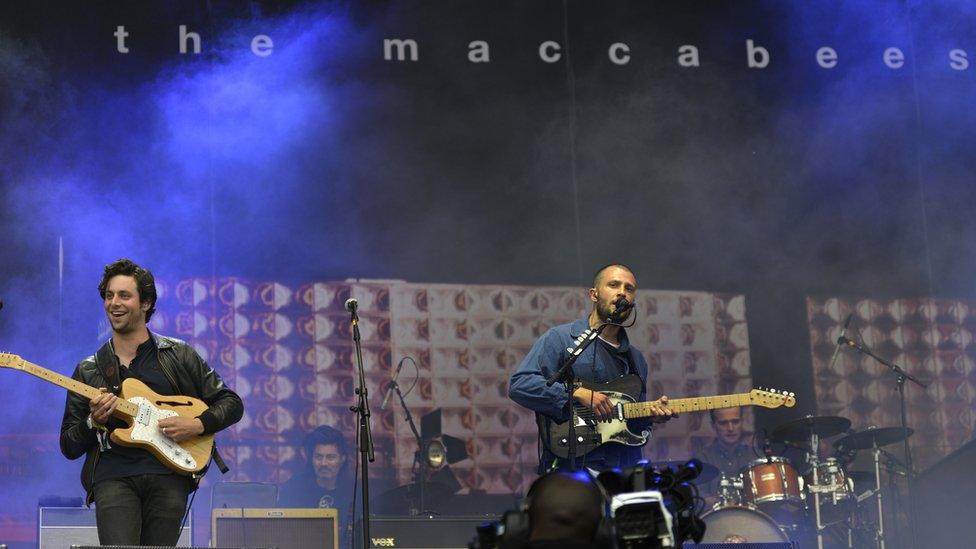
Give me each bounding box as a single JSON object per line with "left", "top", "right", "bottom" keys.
{"left": 59, "top": 333, "right": 244, "bottom": 503}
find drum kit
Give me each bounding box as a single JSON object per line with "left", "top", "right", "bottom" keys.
{"left": 699, "top": 415, "right": 913, "bottom": 548}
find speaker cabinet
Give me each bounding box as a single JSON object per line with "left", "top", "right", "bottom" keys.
{"left": 211, "top": 508, "right": 338, "bottom": 549}
{"left": 38, "top": 507, "right": 192, "bottom": 549}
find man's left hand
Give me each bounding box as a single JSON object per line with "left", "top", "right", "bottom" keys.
{"left": 158, "top": 417, "right": 205, "bottom": 442}
{"left": 648, "top": 395, "right": 676, "bottom": 423}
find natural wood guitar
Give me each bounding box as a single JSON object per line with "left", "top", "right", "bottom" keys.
{"left": 0, "top": 352, "right": 213, "bottom": 474}
{"left": 543, "top": 374, "right": 796, "bottom": 459}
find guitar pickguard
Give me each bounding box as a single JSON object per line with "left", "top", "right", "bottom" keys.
{"left": 126, "top": 396, "right": 199, "bottom": 470}
{"left": 548, "top": 388, "right": 651, "bottom": 459}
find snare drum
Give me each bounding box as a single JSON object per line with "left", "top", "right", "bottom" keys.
{"left": 742, "top": 457, "right": 804, "bottom": 521}
{"left": 699, "top": 505, "right": 790, "bottom": 544}
{"left": 807, "top": 457, "right": 854, "bottom": 524}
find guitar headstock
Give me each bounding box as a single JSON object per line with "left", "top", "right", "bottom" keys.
{"left": 749, "top": 388, "right": 796, "bottom": 409}
{"left": 0, "top": 352, "right": 26, "bottom": 370}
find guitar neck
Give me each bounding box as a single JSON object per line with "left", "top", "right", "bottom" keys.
{"left": 623, "top": 393, "right": 753, "bottom": 419}
{"left": 18, "top": 359, "right": 139, "bottom": 417}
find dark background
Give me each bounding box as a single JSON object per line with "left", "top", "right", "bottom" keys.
{"left": 0, "top": 0, "right": 973, "bottom": 539}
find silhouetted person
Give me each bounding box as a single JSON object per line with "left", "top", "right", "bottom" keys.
{"left": 511, "top": 471, "right": 610, "bottom": 549}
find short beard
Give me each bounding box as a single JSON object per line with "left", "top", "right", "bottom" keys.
{"left": 597, "top": 302, "right": 631, "bottom": 323}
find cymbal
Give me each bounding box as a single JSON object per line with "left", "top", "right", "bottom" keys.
{"left": 770, "top": 415, "right": 852, "bottom": 443}
{"left": 834, "top": 427, "right": 914, "bottom": 451}
{"left": 653, "top": 460, "right": 721, "bottom": 484}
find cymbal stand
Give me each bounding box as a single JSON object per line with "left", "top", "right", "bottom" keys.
{"left": 808, "top": 431, "right": 824, "bottom": 549}
{"left": 839, "top": 336, "right": 926, "bottom": 548}
{"left": 871, "top": 440, "right": 886, "bottom": 549}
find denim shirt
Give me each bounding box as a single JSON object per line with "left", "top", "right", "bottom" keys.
{"left": 508, "top": 318, "right": 651, "bottom": 470}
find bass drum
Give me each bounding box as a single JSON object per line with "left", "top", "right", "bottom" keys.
{"left": 699, "top": 505, "right": 791, "bottom": 544}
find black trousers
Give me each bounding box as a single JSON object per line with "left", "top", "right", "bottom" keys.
{"left": 92, "top": 474, "right": 192, "bottom": 546}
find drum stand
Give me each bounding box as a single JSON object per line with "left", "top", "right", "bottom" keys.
{"left": 870, "top": 440, "right": 886, "bottom": 549}
{"left": 807, "top": 431, "right": 825, "bottom": 549}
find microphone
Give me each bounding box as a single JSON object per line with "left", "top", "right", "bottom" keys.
{"left": 838, "top": 313, "right": 854, "bottom": 340}
{"left": 344, "top": 298, "right": 358, "bottom": 314}
{"left": 825, "top": 313, "right": 854, "bottom": 370}
{"left": 612, "top": 296, "right": 634, "bottom": 317}
{"left": 380, "top": 357, "right": 407, "bottom": 410}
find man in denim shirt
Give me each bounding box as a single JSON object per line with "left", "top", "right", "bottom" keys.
{"left": 509, "top": 264, "right": 673, "bottom": 472}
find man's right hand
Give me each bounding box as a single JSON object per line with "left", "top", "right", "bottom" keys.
{"left": 573, "top": 387, "right": 614, "bottom": 420}
{"left": 89, "top": 388, "right": 120, "bottom": 425}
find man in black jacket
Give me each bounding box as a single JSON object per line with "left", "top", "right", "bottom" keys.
{"left": 59, "top": 258, "right": 244, "bottom": 546}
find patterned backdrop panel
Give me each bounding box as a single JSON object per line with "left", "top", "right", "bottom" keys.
{"left": 149, "top": 279, "right": 752, "bottom": 494}
{"left": 806, "top": 297, "right": 976, "bottom": 471}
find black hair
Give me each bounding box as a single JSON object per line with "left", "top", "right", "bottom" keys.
{"left": 98, "top": 258, "right": 157, "bottom": 322}
{"left": 526, "top": 471, "right": 605, "bottom": 541}
{"left": 303, "top": 425, "right": 350, "bottom": 460}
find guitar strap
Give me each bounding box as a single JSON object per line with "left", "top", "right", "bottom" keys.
{"left": 89, "top": 341, "right": 121, "bottom": 451}
{"left": 94, "top": 340, "right": 122, "bottom": 394}
{"left": 624, "top": 345, "right": 646, "bottom": 386}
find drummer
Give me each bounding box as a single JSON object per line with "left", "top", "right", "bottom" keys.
{"left": 697, "top": 407, "right": 754, "bottom": 505}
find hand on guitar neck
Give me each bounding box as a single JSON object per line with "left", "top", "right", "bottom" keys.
{"left": 573, "top": 387, "right": 676, "bottom": 423}
{"left": 90, "top": 388, "right": 122, "bottom": 425}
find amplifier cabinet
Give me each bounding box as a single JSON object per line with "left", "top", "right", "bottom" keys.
{"left": 356, "top": 516, "right": 490, "bottom": 549}
{"left": 211, "top": 508, "right": 338, "bottom": 549}
{"left": 38, "top": 507, "right": 192, "bottom": 549}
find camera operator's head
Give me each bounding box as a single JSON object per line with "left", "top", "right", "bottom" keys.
{"left": 527, "top": 470, "right": 605, "bottom": 543}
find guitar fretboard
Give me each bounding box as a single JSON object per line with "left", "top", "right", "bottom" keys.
{"left": 624, "top": 393, "right": 753, "bottom": 418}
{"left": 20, "top": 359, "right": 139, "bottom": 417}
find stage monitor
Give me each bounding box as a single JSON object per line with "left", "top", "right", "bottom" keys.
{"left": 211, "top": 508, "right": 338, "bottom": 549}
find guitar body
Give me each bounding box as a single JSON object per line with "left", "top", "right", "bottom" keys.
{"left": 110, "top": 378, "right": 214, "bottom": 475}
{"left": 544, "top": 375, "right": 648, "bottom": 459}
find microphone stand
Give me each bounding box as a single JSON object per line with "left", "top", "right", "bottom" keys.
{"left": 838, "top": 336, "right": 927, "bottom": 549}
{"left": 390, "top": 378, "right": 427, "bottom": 514}
{"left": 545, "top": 316, "right": 615, "bottom": 471}
{"left": 348, "top": 304, "right": 375, "bottom": 549}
